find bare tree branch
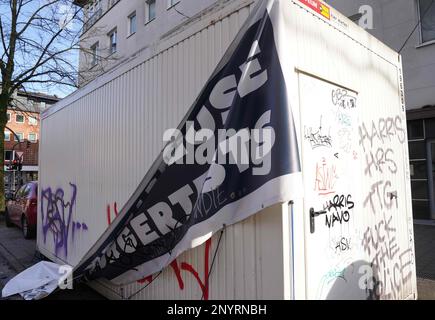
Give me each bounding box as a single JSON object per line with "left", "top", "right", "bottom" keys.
{"left": 0, "top": 17, "right": 10, "bottom": 60}
{"left": 16, "top": 0, "right": 59, "bottom": 38}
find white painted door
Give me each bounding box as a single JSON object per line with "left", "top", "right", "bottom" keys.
{"left": 298, "top": 73, "right": 364, "bottom": 300}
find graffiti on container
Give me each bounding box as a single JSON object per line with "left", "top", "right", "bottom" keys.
{"left": 107, "top": 202, "right": 119, "bottom": 225}
{"left": 322, "top": 267, "right": 347, "bottom": 283}
{"left": 316, "top": 258, "right": 354, "bottom": 299}
{"left": 322, "top": 194, "right": 354, "bottom": 229}
{"left": 332, "top": 89, "right": 356, "bottom": 110}
{"left": 314, "top": 158, "right": 338, "bottom": 196}
{"left": 363, "top": 180, "right": 398, "bottom": 216}
{"left": 304, "top": 117, "right": 332, "bottom": 149}
{"left": 358, "top": 116, "right": 406, "bottom": 153}
{"left": 41, "top": 183, "right": 88, "bottom": 257}
{"left": 364, "top": 147, "right": 398, "bottom": 178}
{"left": 136, "top": 260, "right": 184, "bottom": 291}
{"left": 137, "top": 238, "right": 212, "bottom": 300}
{"left": 359, "top": 117, "right": 403, "bottom": 216}
{"left": 361, "top": 214, "right": 413, "bottom": 299}
{"left": 358, "top": 115, "right": 414, "bottom": 299}
{"left": 336, "top": 111, "right": 352, "bottom": 127}
{"left": 137, "top": 275, "right": 153, "bottom": 285}
{"left": 353, "top": 151, "right": 358, "bottom": 161}
{"left": 337, "top": 128, "right": 352, "bottom": 154}
{"left": 330, "top": 237, "right": 352, "bottom": 254}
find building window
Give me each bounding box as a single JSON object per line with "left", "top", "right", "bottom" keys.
{"left": 4, "top": 131, "right": 10, "bottom": 141}
{"left": 419, "top": 0, "right": 435, "bottom": 43}
{"left": 14, "top": 132, "right": 24, "bottom": 142}
{"left": 167, "top": 0, "right": 180, "bottom": 9}
{"left": 29, "top": 116, "right": 38, "bottom": 126}
{"left": 91, "top": 42, "right": 99, "bottom": 67}
{"left": 108, "top": 28, "right": 117, "bottom": 54}
{"left": 145, "top": 0, "right": 156, "bottom": 23}
{"left": 408, "top": 119, "right": 425, "bottom": 140}
{"left": 7, "top": 112, "right": 11, "bottom": 122}
{"left": 28, "top": 133, "right": 37, "bottom": 143}
{"left": 5, "top": 151, "right": 14, "bottom": 162}
{"left": 128, "top": 11, "right": 137, "bottom": 35}
{"left": 15, "top": 114, "right": 24, "bottom": 123}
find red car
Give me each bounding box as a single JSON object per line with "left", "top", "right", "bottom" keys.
{"left": 5, "top": 182, "right": 38, "bottom": 239}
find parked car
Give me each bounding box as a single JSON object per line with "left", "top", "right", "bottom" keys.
{"left": 5, "top": 182, "right": 38, "bottom": 239}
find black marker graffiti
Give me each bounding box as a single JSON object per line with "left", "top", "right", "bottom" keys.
{"left": 332, "top": 237, "right": 351, "bottom": 253}
{"left": 332, "top": 89, "right": 356, "bottom": 110}
{"left": 304, "top": 117, "right": 332, "bottom": 149}
{"left": 323, "top": 194, "right": 355, "bottom": 229}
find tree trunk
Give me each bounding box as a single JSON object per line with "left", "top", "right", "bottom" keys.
{"left": 0, "top": 93, "right": 10, "bottom": 213}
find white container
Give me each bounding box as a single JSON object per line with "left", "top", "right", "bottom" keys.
{"left": 38, "top": 0, "right": 417, "bottom": 300}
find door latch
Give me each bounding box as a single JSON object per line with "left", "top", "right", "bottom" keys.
{"left": 310, "top": 208, "right": 327, "bottom": 234}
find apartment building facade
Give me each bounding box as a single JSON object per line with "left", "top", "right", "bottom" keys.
{"left": 4, "top": 91, "right": 59, "bottom": 191}
{"left": 74, "top": 0, "right": 238, "bottom": 86}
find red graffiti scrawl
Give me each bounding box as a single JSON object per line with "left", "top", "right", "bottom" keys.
{"left": 137, "top": 275, "right": 153, "bottom": 285}
{"left": 105, "top": 203, "right": 212, "bottom": 299}
{"left": 106, "top": 202, "right": 119, "bottom": 225}
{"left": 137, "top": 239, "right": 212, "bottom": 300}
{"left": 136, "top": 261, "right": 185, "bottom": 288}
{"left": 314, "top": 158, "right": 338, "bottom": 196}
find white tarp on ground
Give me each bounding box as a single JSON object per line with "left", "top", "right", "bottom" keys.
{"left": 1, "top": 262, "right": 67, "bottom": 300}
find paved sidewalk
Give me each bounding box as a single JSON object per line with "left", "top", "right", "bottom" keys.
{"left": 413, "top": 223, "right": 435, "bottom": 300}
{"left": 0, "top": 214, "right": 105, "bottom": 300}
{"left": 414, "top": 223, "right": 435, "bottom": 281}
{"left": 0, "top": 216, "right": 39, "bottom": 272}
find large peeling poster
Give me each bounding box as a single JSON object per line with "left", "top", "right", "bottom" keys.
{"left": 73, "top": 0, "right": 302, "bottom": 285}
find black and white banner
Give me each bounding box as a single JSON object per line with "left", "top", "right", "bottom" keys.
{"left": 74, "top": 0, "right": 302, "bottom": 285}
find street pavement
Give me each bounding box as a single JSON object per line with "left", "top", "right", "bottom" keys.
{"left": 414, "top": 223, "right": 435, "bottom": 280}
{"left": 414, "top": 222, "right": 435, "bottom": 299}
{"left": 0, "top": 213, "right": 105, "bottom": 300}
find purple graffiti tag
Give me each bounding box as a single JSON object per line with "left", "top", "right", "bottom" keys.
{"left": 41, "top": 183, "right": 87, "bottom": 257}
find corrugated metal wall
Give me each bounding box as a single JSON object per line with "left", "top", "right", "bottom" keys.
{"left": 38, "top": 1, "right": 289, "bottom": 300}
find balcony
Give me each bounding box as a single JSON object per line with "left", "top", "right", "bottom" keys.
{"left": 109, "top": 0, "right": 120, "bottom": 8}
{"left": 80, "top": 0, "right": 120, "bottom": 34}
{"left": 83, "top": 7, "right": 102, "bottom": 33}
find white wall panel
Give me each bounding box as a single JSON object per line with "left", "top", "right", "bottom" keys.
{"left": 285, "top": 0, "right": 416, "bottom": 300}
